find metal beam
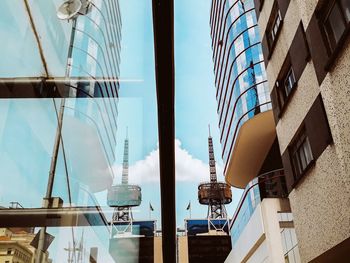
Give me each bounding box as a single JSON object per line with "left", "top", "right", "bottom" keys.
{"left": 152, "top": 0, "right": 176, "bottom": 262}
{"left": 0, "top": 207, "right": 110, "bottom": 227}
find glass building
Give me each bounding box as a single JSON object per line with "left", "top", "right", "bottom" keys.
{"left": 210, "top": 0, "right": 275, "bottom": 188}
{"left": 210, "top": 1, "right": 300, "bottom": 262}
{"left": 0, "top": 1, "right": 162, "bottom": 262}
{"left": 0, "top": 0, "right": 121, "bottom": 197}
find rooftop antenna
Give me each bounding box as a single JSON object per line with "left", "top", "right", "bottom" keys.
{"left": 121, "top": 130, "right": 129, "bottom": 185}
{"left": 107, "top": 128, "right": 142, "bottom": 237}
{"left": 198, "top": 131, "right": 232, "bottom": 233}
{"left": 208, "top": 125, "right": 217, "bottom": 183}
{"left": 57, "top": 0, "right": 91, "bottom": 20}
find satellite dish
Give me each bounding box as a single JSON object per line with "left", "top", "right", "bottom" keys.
{"left": 57, "top": 0, "right": 82, "bottom": 20}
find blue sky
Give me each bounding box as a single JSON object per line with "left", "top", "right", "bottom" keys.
{"left": 0, "top": 0, "right": 245, "bottom": 260}
{"left": 114, "top": 0, "right": 242, "bottom": 227}
{"left": 0, "top": 0, "right": 242, "bottom": 231}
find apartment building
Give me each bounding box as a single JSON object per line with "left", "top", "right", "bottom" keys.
{"left": 254, "top": 0, "right": 350, "bottom": 261}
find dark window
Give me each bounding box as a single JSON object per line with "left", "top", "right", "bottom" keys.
{"left": 341, "top": 0, "right": 350, "bottom": 22}
{"left": 267, "top": 4, "right": 282, "bottom": 50}
{"left": 283, "top": 67, "right": 296, "bottom": 97}
{"left": 323, "top": 0, "right": 350, "bottom": 52}
{"left": 7, "top": 249, "right": 12, "bottom": 255}
{"left": 291, "top": 130, "right": 313, "bottom": 178}
{"left": 276, "top": 63, "right": 296, "bottom": 111}
{"left": 271, "top": 11, "right": 282, "bottom": 43}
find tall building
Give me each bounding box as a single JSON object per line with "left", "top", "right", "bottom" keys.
{"left": 210, "top": 0, "right": 276, "bottom": 188}
{"left": 210, "top": 0, "right": 302, "bottom": 262}
{"left": 0, "top": 228, "right": 51, "bottom": 263}
{"left": 254, "top": 0, "right": 350, "bottom": 261}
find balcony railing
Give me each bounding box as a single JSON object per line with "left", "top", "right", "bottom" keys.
{"left": 198, "top": 182, "right": 232, "bottom": 205}
{"left": 229, "top": 169, "right": 287, "bottom": 245}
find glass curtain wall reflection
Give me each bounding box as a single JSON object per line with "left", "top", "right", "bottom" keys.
{"left": 0, "top": 0, "right": 160, "bottom": 262}
{"left": 210, "top": 0, "right": 271, "bottom": 173}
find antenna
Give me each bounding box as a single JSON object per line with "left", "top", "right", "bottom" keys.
{"left": 121, "top": 130, "right": 129, "bottom": 185}
{"left": 208, "top": 124, "right": 211, "bottom": 137}
{"left": 57, "top": 0, "right": 82, "bottom": 20}
{"left": 57, "top": 0, "right": 91, "bottom": 20}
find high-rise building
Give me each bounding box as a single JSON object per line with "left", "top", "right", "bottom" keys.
{"left": 210, "top": 0, "right": 302, "bottom": 262}
{"left": 254, "top": 0, "right": 350, "bottom": 261}
{"left": 210, "top": 0, "right": 276, "bottom": 188}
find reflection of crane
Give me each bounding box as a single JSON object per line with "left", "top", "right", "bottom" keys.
{"left": 107, "top": 129, "right": 142, "bottom": 236}
{"left": 198, "top": 126, "right": 232, "bottom": 232}
{"left": 64, "top": 231, "right": 85, "bottom": 263}
{"left": 114, "top": 129, "right": 132, "bottom": 222}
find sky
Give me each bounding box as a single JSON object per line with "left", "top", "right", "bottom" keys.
{"left": 0, "top": 0, "right": 246, "bottom": 261}
{"left": 114, "top": 0, "right": 243, "bottom": 228}
{"left": 0, "top": 0, "right": 243, "bottom": 233}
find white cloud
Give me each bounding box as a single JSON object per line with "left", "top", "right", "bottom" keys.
{"left": 112, "top": 139, "right": 223, "bottom": 184}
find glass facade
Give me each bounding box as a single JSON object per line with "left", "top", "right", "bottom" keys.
{"left": 0, "top": 0, "right": 122, "bottom": 208}
{"left": 210, "top": 0, "right": 271, "bottom": 172}
{"left": 229, "top": 169, "right": 287, "bottom": 246}
{"left": 229, "top": 178, "right": 260, "bottom": 246}
{"left": 0, "top": 0, "right": 160, "bottom": 262}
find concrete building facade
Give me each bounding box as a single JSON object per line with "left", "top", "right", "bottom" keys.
{"left": 254, "top": 0, "right": 350, "bottom": 261}
{"left": 0, "top": 228, "right": 51, "bottom": 263}
{"left": 225, "top": 198, "right": 300, "bottom": 263}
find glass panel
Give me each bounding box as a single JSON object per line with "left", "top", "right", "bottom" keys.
{"left": 304, "top": 137, "right": 313, "bottom": 164}
{"left": 291, "top": 228, "right": 298, "bottom": 247}
{"left": 0, "top": 1, "right": 160, "bottom": 262}
{"left": 298, "top": 146, "right": 307, "bottom": 171}
{"left": 294, "top": 245, "right": 302, "bottom": 263}
{"left": 288, "top": 250, "right": 296, "bottom": 263}
{"left": 284, "top": 68, "right": 295, "bottom": 97}
{"left": 325, "top": 3, "right": 346, "bottom": 48}
{"left": 26, "top": 0, "right": 72, "bottom": 77}
{"left": 0, "top": 1, "right": 45, "bottom": 77}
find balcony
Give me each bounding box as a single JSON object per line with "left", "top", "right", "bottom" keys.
{"left": 229, "top": 169, "right": 287, "bottom": 246}
{"left": 225, "top": 110, "right": 277, "bottom": 188}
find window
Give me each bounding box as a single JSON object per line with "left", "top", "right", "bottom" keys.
{"left": 7, "top": 249, "right": 12, "bottom": 255}
{"left": 284, "top": 67, "right": 296, "bottom": 97}
{"left": 323, "top": 0, "right": 350, "bottom": 51}
{"left": 276, "top": 65, "right": 296, "bottom": 111}
{"left": 291, "top": 130, "right": 313, "bottom": 178}
{"left": 267, "top": 2, "right": 283, "bottom": 50}
{"left": 271, "top": 11, "right": 282, "bottom": 43}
